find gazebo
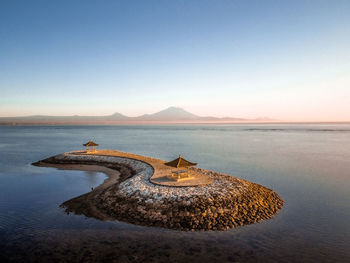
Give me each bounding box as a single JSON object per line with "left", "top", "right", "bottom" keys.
{"left": 164, "top": 155, "right": 197, "bottom": 181}
{"left": 164, "top": 155, "right": 197, "bottom": 168}
{"left": 83, "top": 140, "right": 99, "bottom": 152}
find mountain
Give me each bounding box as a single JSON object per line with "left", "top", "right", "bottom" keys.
{"left": 107, "top": 112, "right": 129, "bottom": 120}
{"left": 135, "top": 107, "right": 199, "bottom": 121}
{"left": 0, "top": 112, "right": 129, "bottom": 122}
{"left": 0, "top": 107, "right": 273, "bottom": 125}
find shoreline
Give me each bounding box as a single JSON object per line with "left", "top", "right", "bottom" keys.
{"left": 33, "top": 150, "right": 284, "bottom": 231}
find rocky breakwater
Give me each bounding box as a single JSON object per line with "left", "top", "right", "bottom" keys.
{"left": 33, "top": 151, "right": 284, "bottom": 231}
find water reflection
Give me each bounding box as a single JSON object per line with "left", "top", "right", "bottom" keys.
{"left": 0, "top": 125, "right": 349, "bottom": 262}
{"left": 84, "top": 170, "right": 102, "bottom": 189}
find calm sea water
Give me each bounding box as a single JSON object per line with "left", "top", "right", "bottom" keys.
{"left": 0, "top": 124, "right": 349, "bottom": 262}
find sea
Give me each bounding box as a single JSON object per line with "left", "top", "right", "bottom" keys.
{"left": 0, "top": 124, "right": 349, "bottom": 262}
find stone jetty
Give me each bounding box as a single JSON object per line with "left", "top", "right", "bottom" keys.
{"left": 32, "top": 150, "right": 284, "bottom": 231}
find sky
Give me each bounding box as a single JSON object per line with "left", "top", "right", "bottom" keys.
{"left": 1, "top": 0, "right": 350, "bottom": 121}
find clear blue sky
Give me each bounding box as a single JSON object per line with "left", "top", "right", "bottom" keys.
{"left": 1, "top": 0, "right": 350, "bottom": 121}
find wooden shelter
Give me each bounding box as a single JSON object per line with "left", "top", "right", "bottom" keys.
{"left": 83, "top": 140, "right": 99, "bottom": 152}
{"left": 165, "top": 155, "right": 197, "bottom": 168}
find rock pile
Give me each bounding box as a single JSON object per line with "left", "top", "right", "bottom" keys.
{"left": 33, "top": 152, "right": 284, "bottom": 231}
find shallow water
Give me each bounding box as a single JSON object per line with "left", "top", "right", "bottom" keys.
{"left": 0, "top": 124, "right": 349, "bottom": 262}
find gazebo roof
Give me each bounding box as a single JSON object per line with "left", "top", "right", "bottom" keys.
{"left": 83, "top": 140, "right": 99, "bottom": 147}
{"left": 164, "top": 155, "right": 197, "bottom": 168}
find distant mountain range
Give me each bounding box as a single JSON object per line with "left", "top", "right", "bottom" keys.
{"left": 0, "top": 107, "right": 274, "bottom": 125}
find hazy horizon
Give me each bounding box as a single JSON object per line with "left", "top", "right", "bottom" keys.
{"left": 0, "top": 105, "right": 350, "bottom": 123}
{"left": 1, "top": 0, "right": 350, "bottom": 122}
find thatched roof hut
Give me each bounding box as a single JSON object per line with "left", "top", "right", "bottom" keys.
{"left": 83, "top": 140, "right": 99, "bottom": 152}
{"left": 83, "top": 141, "right": 99, "bottom": 147}
{"left": 164, "top": 155, "right": 197, "bottom": 168}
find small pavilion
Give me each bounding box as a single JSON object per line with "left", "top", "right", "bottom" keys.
{"left": 83, "top": 140, "right": 99, "bottom": 152}
{"left": 165, "top": 155, "right": 197, "bottom": 168}
{"left": 164, "top": 155, "right": 197, "bottom": 181}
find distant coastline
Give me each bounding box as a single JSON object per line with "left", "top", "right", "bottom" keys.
{"left": 0, "top": 106, "right": 276, "bottom": 125}
{"left": 2, "top": 107, "right": 349, "bottom": 125}
{"left": 1, "top": 121, "right": 350, "bottom": 126}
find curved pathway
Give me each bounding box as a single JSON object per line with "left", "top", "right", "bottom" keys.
{"left": 75, "top": 149, "right": 213, "bottom": 187}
